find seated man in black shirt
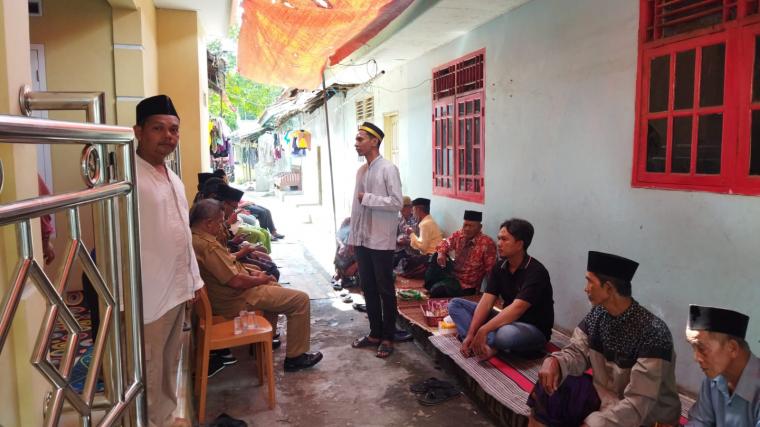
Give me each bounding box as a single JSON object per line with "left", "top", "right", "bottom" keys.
{"left": 448, "top": 218, "right": 554, "bottom": 359}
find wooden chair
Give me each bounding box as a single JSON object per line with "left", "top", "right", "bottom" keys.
{"left": 194, "top": 287, "right": 275, "bottom": 422}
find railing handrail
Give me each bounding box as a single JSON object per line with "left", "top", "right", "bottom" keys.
{"left": 0, "top": 182, "right": 132, "bottom": 226}
{"left": 0, "top": 114, "right": 133, "bottom": 144}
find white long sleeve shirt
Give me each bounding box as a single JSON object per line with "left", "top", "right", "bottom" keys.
{"left": 136, "top": 155, "right": 203, "bottom": 323}
{"left": 348, "top": 155, "right": 403, "bottom": 251}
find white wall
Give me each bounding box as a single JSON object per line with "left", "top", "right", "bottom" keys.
{"left": 300, "top": 0, "right": 759, "bottom": 392}
{"left": 352, "top": 0, "right": 758, "bottom": 393}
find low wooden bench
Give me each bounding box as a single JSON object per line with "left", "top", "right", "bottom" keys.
{"left": 394, "top": 276, "right": 696, "bottom": 427}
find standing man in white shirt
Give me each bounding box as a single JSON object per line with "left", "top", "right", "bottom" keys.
{"left": 349, "top": 121, "right": 403, "bottom": 359}
{"left": 133, "top": 95, "right": 203, "bottom": 427}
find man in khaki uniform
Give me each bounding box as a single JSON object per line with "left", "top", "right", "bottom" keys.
{"left": 190, "top": 199, "right": 322, "bottom": 372}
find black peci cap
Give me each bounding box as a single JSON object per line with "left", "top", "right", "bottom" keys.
{"left": 463, "top": 210, "right": 482, "bottom": 222}
{"left": 412, "top": 198, "right": 431, "bottom": 207}
{"left": 688, "top": 305, "right": 750, "bottom": 339}
{"left": 358, "top": 121, "right": 384, "bottom": 141}
{"left": 213, "top": 184, "right": 244, "bottom": 203}
{"left": 587, "top": 251, "right": 639, "bottom": 282}
{"left": 136, "top": 94, "right": 179, "bottom": 124}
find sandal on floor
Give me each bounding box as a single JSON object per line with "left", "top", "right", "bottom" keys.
{"left": 352, "top": 335, "right": 379, "bottom": 349}
{"left": 352, "top": 303, "right": 367, "bottom": 312}
{"left": 417, "top": 387, "right": 461, "bottom": 406}
{"left": 409, "top": 377, "right": 455, "bottom": 394}
{"left": 342, "top": 295, "right": 353, "bottom": 303}
{"left": 376, "top": 343, "right": 394, "bottom": 358}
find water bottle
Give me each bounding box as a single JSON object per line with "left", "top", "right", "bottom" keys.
{"left": 233, "top": 316, "right": 243, "bottom": 335}
{"left": 246, "top": 311, "right": 256, "bottom": 330}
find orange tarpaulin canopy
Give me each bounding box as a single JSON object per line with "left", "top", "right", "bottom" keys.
{"left": 238, "top": 0, "right": 412, "bottom": 90}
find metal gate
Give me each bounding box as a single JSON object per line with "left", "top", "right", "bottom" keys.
{"left": 0, "top": 114, "right": 146, "bottom": 426}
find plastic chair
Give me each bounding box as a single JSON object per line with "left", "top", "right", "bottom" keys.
{"left": 194, "top": 287, "right": 275, "bottom": 422}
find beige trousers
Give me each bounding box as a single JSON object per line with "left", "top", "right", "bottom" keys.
{"left": 245, "top": 284, "right": 310, "bottom": 358}
{"left": 144, "top": 303, "right": 184, "bottom": 427}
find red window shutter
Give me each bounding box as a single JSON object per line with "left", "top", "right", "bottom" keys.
{"left": 634, "top": 0, "right": 760, "bottom": 195}
{"left": 432, "top": 49, "right": 486, "bottom": 203}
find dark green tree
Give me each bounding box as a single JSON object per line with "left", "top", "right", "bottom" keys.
{"left": 208, "top": 32, "right": 281, "bottom": 130}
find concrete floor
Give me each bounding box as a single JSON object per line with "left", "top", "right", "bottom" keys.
{"left": 201, "top": 190, "right": 496, "bottom": 427}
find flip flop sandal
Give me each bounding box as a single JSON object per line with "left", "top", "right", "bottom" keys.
{"left": 332, "top": 282, "right": 343, "bottom": 291}
{"left": 409, "top": 377, "right": 455, "bottom": 394}
{"left": 376, "top": 343, "right": 394, "bottom": 358}
{"left": 352, "top": 303, "right": 367, "bottom": 312}
{"left": 342, "top": 295, "right": 353, "bottom": 303}
{"left": 352, "top": 336, "right": 379, "bottom": 349}
{"left": 339, "top": 289, "right": 350, "bottom": 297}
{"left": 417, "top": 387, "right": 461, "bottom": 406}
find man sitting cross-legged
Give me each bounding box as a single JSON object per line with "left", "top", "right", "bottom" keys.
{"left": 396, "top": 197, "right": 443, "bottom": 278}
{"left": 449, "top": 218, "right": 553, "bottom": 360}
{"left": 528, "top": 251, "right": 681, "bottom": 427}
{"left": 427, "top": 210, "right": 496, "bottom": 297}
{"left": 190, "top": 199, "right": 322, "bottom": 372}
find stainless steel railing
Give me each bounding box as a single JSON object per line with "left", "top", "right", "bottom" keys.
{"left": 0, "top": 114, "right": 146, "bottom": 426}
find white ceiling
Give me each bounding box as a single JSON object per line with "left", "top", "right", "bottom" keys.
{"left": 152, "top": 0, "right": 234, "bottom": 39}
{"left": 327, "top": 0, "right": 532, "bottom": 85}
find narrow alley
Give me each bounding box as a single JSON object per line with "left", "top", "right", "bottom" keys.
{"left": 201, "top": 190, "right": 496, "bottom": 426}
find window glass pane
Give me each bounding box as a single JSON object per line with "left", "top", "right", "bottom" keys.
{"left": 699, "top": 43, "right": 725, "bottom": 107}
{"left": 435, "top": 121, "right": 441, "bottom": 147}
{"left": 696, "top": 113, "right": 722, "bottom": 174}
{"left": 448, "top": 119, "right": 453, "bottom": 146}
{"left": 754, "top": 36, "right": 760, "bottom": 102}
{"left": 447, "top": 104, "right": 451, "bottom": 116}
{"left": 647, "top": 119, "right": 668, "bottom": 172}
{"left": 474, "top": 99, "right": 481, "bottom": 113}
{"left": 474, "top": 148, "right": 480, "bottom": 175}
{"left": 459, "top": 150, "right": 464, "bottom": 174}
{"left": 674, "top": 50, "right": 695, "bottom": 109}
{"left": 459, "top": 178, "right": 465, "bottom": 191}
{"left": 474, "top": 117, "right": 480, "bottom": 145}
{"left": 441, "top": 120, "right": 446, "bottom": 148}
{"left": 671, "top": 116, "right": 692, "bottom": 173}
{"left": 474, "top": 179, "right": 480, "bottom": 192}
{"left": 466, "top": 101, "right": 473, "bottom": 115}
{"left": 459, "top": 103, "right": 464, "bottom": 115}
{"left": 436, "top": 151, "right": 442, "bottom": 174}
{"left": 646, "top": 118, "right": 667, "bottom": 172}
{"left": 458, "top": 120, "right": 463, "bottom": 149}
{"left": 649, "top": 55, "right": 670, "bottom": 113}
{"left": 750, "top": 110, "right": 760, "bottom": 175}
{"left": 466, "top": 119, "right": 472, "bottom": 174}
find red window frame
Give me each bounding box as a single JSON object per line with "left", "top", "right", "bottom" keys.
{"left": 633, "top": 0, "right": 760, "bottom": 195}
{"left": 432, "top": 49, "right": 486, "bottom": 203}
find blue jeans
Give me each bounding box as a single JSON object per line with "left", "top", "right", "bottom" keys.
{"left": 448, "top": 298, "right": 546, "bottom": 352}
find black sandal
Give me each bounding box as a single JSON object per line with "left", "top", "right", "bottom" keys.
{"left": 409, "top": 377, "right": 455, "bottom": 394}
{"left": 376, "top": 343, "right": 394, "bottom": 358}
{"left": 352, "top": 335, "right": 379, "bottom": 349}
{"left": 417, "top": 387, "right": 460, "bottom": 405}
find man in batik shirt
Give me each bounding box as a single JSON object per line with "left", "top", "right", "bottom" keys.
{"left": 430, "top": 210, "right": 496, "bottom": 296}
{"left": 528, "top": 251, "right": 681, "bottom": 427}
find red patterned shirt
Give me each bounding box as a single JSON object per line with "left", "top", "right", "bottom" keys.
{"left": 436, "top": 230, "right": 496, "bottom": 290}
